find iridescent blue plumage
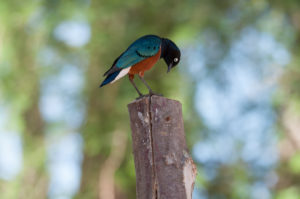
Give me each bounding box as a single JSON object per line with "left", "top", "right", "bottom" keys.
{"left": 116, "top": 35, "right": 161, "bottom": 68}
{"left": 103, "top": 35, "right": 161, "bottom": 78}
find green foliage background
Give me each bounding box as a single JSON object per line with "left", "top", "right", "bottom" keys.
{"left": 1, "top": 0, "right": 300, "bottom": 199}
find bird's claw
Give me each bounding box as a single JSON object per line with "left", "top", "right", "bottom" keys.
{"left": 135, "top": 94, "right": 146, "bottom": 100}
{"left": 135, "top": 92, "right": 163, "bottom": 100}
{"left": 148, "top": 91, "right": 163, "bottom": 97}
{"left": 150, "top": 93, "right": 163, "bottom": 97}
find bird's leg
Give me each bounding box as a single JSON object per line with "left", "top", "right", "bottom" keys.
{"left": 138, "top": 75, "right": 162, "bottom": 96}
{"left": 138, "top": 75, "right": 153, "bottom": 93}
{"left": 129, "top": 75, "right": 143, "bottom": 97}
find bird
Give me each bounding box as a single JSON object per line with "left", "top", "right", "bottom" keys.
{"left": 99, "top": 35, "right": 181, "bottom": 97}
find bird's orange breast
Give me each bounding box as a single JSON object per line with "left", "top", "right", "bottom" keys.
{"left": 129, "top": 47, "right": 161, "bottom": 76}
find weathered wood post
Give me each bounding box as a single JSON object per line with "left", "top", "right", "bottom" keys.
{"left": 128, "top": 95, "right": 197, "bottom": 199}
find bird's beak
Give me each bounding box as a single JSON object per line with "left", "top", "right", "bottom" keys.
{"left": 167, "top": 63, "right": 173, "bottom": 73}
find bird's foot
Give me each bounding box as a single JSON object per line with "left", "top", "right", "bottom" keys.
{"left": 148, "top": 91, "right": 163, "bottom": 97}
{"left": 135, "top": 92, "right": 163, "bottom": 100}
{"left": 135, "top": 94, "right": 147, "bottom": 100}
{"left": 135, "top": 95, "right": 143, "bottom": 100}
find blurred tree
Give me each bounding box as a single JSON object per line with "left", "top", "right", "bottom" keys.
{"left": 1, "top": 0, "right": 300, "bottom": 199}
{"left": 0, "top": 0, "right": 48, "bottom": 198}
{"left": 268, "top": 0, "right": 300, "bottom": 197}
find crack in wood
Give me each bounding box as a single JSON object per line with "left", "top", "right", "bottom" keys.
{"left": 148, "top": 96, "right": 158, "bottom": 199}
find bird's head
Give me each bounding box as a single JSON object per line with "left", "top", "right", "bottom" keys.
{"left": 161, "top": 38, "right": 181, "bottom": 73}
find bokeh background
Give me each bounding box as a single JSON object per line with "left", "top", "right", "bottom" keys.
{"left": 1, "top": 0, "right": 300, "bottom": 198}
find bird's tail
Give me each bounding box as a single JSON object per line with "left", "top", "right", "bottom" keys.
{"left": 99, "top": 70, "right": 121, "bottom": 87}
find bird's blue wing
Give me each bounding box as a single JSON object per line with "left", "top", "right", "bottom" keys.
{"left": 103, "top": 35, "right": 161, "bottom": 77}
{"left": 116, "top": 35, "right": 161, "bottom": 68}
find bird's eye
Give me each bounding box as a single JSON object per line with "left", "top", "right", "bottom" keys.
{"left": 174, "top": 58, "right": 178, "bottom": 62}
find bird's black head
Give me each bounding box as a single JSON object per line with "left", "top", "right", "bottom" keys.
{"left": 160, "top": 38, "right": 181, "bottom": 73}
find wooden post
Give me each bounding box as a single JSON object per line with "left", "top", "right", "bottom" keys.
{"left": 128, "top": 95, "right": 197, "bottom": 199}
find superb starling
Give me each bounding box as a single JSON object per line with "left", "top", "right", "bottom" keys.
{"left": 100, "top": 35, "right": 181, "bottom": 97}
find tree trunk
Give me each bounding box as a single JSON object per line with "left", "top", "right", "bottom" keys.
{"left": 128, "top": 95, "right": 197, "bottom": 199}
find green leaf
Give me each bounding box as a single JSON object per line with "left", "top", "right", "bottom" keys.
{"left": 289, "top": 153, "right": 300, "bottom": 174}
{"left": 276, "top": 187, "right": 300, "bottom": 199}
